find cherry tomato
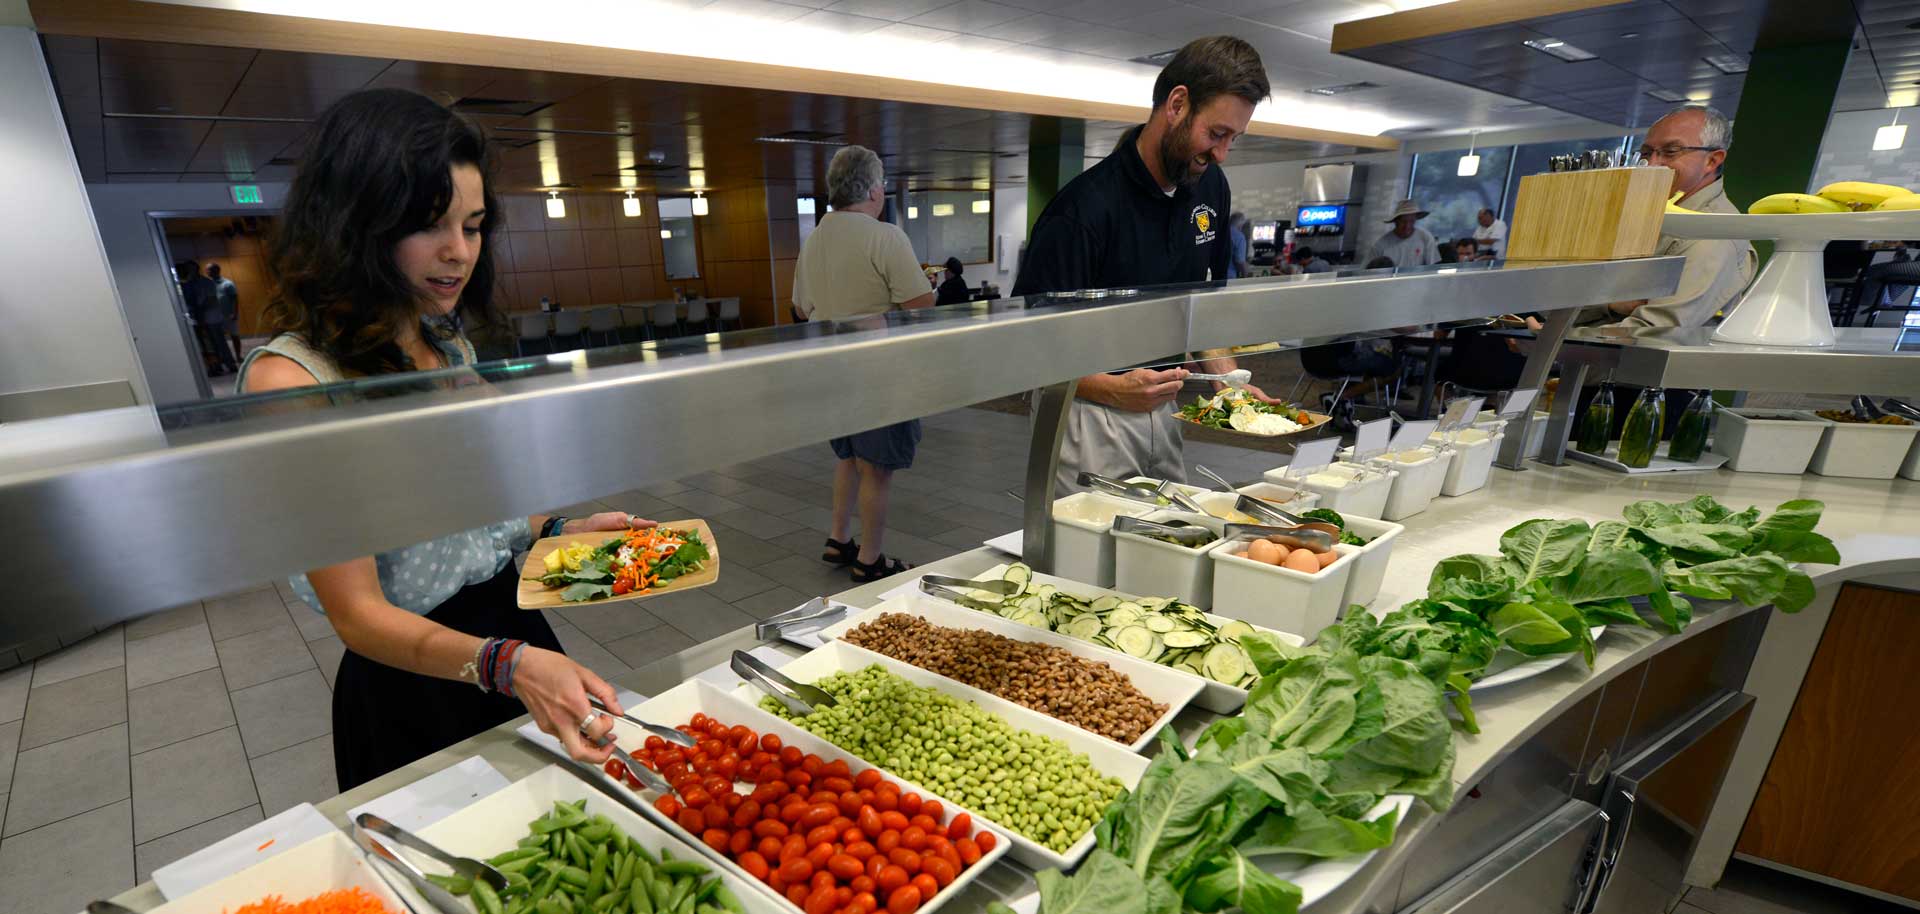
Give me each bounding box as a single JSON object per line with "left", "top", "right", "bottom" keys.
{"left": 886, "top": 884, "right": 921, "bottom": 914}
{"left": 785, "top": 884, "right": 808, "bottom": 907}
{"left": 853, "top": 892, "right": 879, "bottom": 914}
{"left": 898, "top": 793, "right": 922, "bottom": 816}
{"left": 761, "top": 733, "right": 783, "bottom": 753}
{"left": 954, "top": 837, "right": 981, "bottom": 865}
{"left": 909, "top": 815, "right": 938, "bottom": 834}
{"left": 729, "top": 829, "right": 753, "bottom": 855}
{"left": 676, "top": 808, "right": 705, "bottom": 833}
{"left": 857, "top": 807, "right": 884, "bottom": 836}
{"left": 680, "top": 787, "right": 712, "bottom": 809}
{"left": 921, "top": 857, "right": 955, "bottom": 888}
{"left": 786, "top": 769, "right": 813, "bottom": 789}
{"left": 780, "top": 746, "right": 804, "bottom": 767}
{"left": 605, "top": 758, "right": 629, "bottom": 781}
{"left": 703, "top": 803, "right": 730, "bottom": 830}
{"left": 657, "top": 749, "right": 686, "bottom": 766}
{"left": 854, "top": 769, "right": 882, "bottom": 790}
{"left": 801, "top": 804, "right": 838, "bottom": 829}
{"left": 690, "top": 712, "right": 710, "bottom": 729}
{"left": 975, "top": 832, "right": 997, "bottom": 853}
{"left": 838, "top": 793, "right": 865, "bottom": 818}
{"left": 841, "top": 827, "right": 865, "bottom": 846}
{"left": 734, "top": 799, "right": 763, "bottom": 828}
{"left": 879, "top": 811, "right": 910, "bottom": 832}
{"left": 804, "top": 887, "right": 835, "bottom": 914}
{"left": 715, "top": 754, "right": 741, "bottom": 780}
{"left": 900, "top": 826, "right": 927, "bottom": 851}
{"left": 875, "top": 865, "right": 909, "bottom": 893}
{"left": 846, "top": 841, "right": 877, "bottom": 860}
{"left": 866, "top": 855, "right": 886, "bottom": 880}
{"left": 805, "top": 842, "right": 836, "bottom": 870}
{"left": 810, "top": 870, "right": 836, "bottom": 893}
{"left": 872, "top": 789, "right": 899, "bottom": 813}
{"left": 738, "top": 851, "right": 771, "bottom": 881}
{"left": 799, "top": 754, "right": 822, "bottom": 776}
{"left": 753, "top": 819, "right": 790, "bottom": 839}
{"left": 645, "top": 735, "right": 667, "bottom": 751}
{"left": 945, "top": 813, "right": 971, "bottom": 841}
{"left": 887, "top": 848, "right": 921, "bottom": 874}
{"left": 654, "top": 795, "right": 681, "bottom": 818}
{"left": 778, "top": 857, "right": 814, "bottom": 884}
{"left": 876, "top": 830, "right": 900, "bottom": 854}
{"left": 910, "top": 873, "right": 937, "bottom": 901}
{"left": 851, "top": 876, "right": 876, "bottom": 895}
{"left": 823, "top": 758, "right": 852, "bottom": 779}
{"left": 758, "top": 835, "right": 784, "bottom": 860}
{"left": 702, "top": 828, "right": 730, "bottom": 852}
{"left": 704, "top": 774, "right": 732, "bottom": 796}
{"left": 780, "top": 834, "right": 808, "bottom": 862}
{"left": 827, "top": 854, "right": 865, "bottom": 880}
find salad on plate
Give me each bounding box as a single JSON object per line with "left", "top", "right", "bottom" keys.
{"left": 538, "top": 526, "right": 710, "bottom": 602}
{"left": 1177, "top": 388, "right": 1313, "bottom": 435}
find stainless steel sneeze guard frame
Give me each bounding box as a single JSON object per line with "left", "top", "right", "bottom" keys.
{"left": 0, "top": 258, "right": 1683, "bottom": 642}
{"left": 1550, "top": 326, "right": 1920, "bottom": 395}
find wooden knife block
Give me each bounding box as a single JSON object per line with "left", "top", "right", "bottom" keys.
{"left": 1504, "top": 166, "right": 1673, "bottom": 262}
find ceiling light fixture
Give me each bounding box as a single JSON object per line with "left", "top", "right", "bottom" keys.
{"left": 1646, "top": 88, "right": 1687, "bottom": 102}
{"left": 546, "top": 191, "right": 565, "bottom": 219}
{"left": 931, "top": 203, "right": 955, "bottom": 217}
{"left": 661, "top": 229, "right": 672, "bottom": 239}
{"left": 691, "top": 192, "right": 709, "bottom": 217}
{"left": 908, "top": 206, "right": 919, "bottom": 219}
{"left": 971, "top": 199, "right": 991, "bottom": 214}
{"left": 1457, "top": 130, "right": 1480, "bottom": 177}
{"left": 1876, "top": 107, "right": 1908, "bottom": 151}
{"left": 623, "top": 191, "right": 641, "bottom": 218}
{"left": 1703, "top": 53, "right": 1749, "bottom": 74}
{"left": 1523, "top": 37, "right": 1596, "bottom": 62}
{"left": 1304, "top": 81, "right": 1382, "bottom": 96}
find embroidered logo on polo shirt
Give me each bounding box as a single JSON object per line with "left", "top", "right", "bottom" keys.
{"left": 1191, "top": 204, "right": 1218, "bottom": 246}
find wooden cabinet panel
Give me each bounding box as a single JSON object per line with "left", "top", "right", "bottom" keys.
{"left": 1736, "top": 584, "right": 1920, "bottom": 901}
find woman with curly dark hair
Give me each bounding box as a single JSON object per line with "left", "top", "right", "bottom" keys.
{"left": 239, "top": 88, "right": 646, "bottom": 789}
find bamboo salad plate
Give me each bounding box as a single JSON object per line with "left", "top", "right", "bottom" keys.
{"left": 516, "top": 519, "right": 719, "bottom": 609}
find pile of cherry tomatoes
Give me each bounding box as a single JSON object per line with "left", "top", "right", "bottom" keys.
{"left": 604, "top": 713, "right": 998, "bottom": 914}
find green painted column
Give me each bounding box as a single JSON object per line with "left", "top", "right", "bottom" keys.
{"left": 1724, "top": 39, "right": 1852, "bottom": 213}
{"left": 1027, "top": 116, "right": 1086, "bottom": 235}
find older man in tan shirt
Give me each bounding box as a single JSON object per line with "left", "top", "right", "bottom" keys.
{"left": 1597, "top": 105, "right": 1756, "bottom": 327}
{"left": 792, "top": 145, "right": 934, "bottom": 583}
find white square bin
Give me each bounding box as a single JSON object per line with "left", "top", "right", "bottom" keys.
{"left": 1338, "top": 515, "right": 1405, "bottom": 609}
{"left": 1367, "top": 447, "right": 1451, "bottom": 521}
{"left": 1809, "top": 420, "right": 1920, "bottom": 479}
{"left": 1477, "top": 410, "right": 1552, "bottom": 461}
{"left": 1430, "top": 429, "right": 1506, "bottom": 496}
{"left": 1712, "top": 409, "right": 1830, "bottom": 474}
{"left": 1277, "top": 461, "right": 1395, "bottom": 519}
{"left": 1049, "top": 492, "right": 1155, "bottom": 587}
{"left": 1208, "top": 540, "right": 1359, "bottom": 640}
{"left": 1113, "top": 511, "right": 1228, "bottom": 607}
{"left": 1902, "top": 433, "right": 1920, "bottom": 481}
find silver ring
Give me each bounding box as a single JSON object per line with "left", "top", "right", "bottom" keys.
{"left": 577, "top": 709, "right": 603, "bottom": 736}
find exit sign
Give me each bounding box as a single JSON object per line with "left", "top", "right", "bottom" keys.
{"left": 230, "top": 185, "right": 263, "bottom": 204}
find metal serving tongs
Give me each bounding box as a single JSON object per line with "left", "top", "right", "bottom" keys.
{"left": 754, "top": 596, "right": 847, "bottom": 643}
{"left": 1881, "top": 398, "right": 1920, "bottom": 422}
{"left": 86, "top": 902, "right": 137, "bottom": 914}
{"left": 1222, "top": 522, "right": 1336, "bottom": 554}
{"left": 1851, "top": 395, "right": 1886, "bottom": 421}
{"left": 1111, "top": 515, "right": 1218, "bottom": 547}
{"left": 596, "top": 737, "right": 675, "bottom": 793}
{"left": 732, "top": 650, "right": 836, "bottom": 716}
{"left": 356, "top": 812, "right": 508, "bottom": 894}
{"left": 1076, "top": 471, "right": 1207, "bottom": 515}
{"left": 1233, "top": 494, "right": 1340, "bottom": 537}
{"left": 919, "top": 573, "right": 1020, "bottom": 605}
{"left": 353, "top": 826, "right": 469, "bottom": 914}
{"left": 587, "top": 694, "right": 696, "bottom": 748}
{"left": 1193, "top": 464, "right": 1239, "bottom": 493}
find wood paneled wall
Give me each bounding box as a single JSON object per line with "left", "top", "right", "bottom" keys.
{"left": 165, "top": 228, "right": 270, "bottom": 335}
{"left": 491, "top": 191, "right": 709, "bottom": 315}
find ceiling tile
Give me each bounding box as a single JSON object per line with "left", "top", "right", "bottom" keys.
{"left": 868, "top": 22, "right": 958, "bottom": 43}
{"left": 791, "top": 8, "right": 892, "bottom": 33}
{"left": 822, "top": 0, "right": 953, "bottom": 19}
{"left": 905, "top": 0, "right": 1031, "bottom": 31}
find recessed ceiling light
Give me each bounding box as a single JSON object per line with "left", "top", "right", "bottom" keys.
{"left": 1646, "top": 88, "right": 1686, "bottom": 102}
{"left": 1524, "top": 37, "right": 1596, "bottom": 61}
{"left": 1703, "top": 53, "right": 1748, "bottom": 74}
{"left": 1620, "top": 31, "right": 1640, "bottom": 39}
{"left": 1130, "top": 48, "right": 1181, "bottom": 66}
{"left": 1304, "top": 81, "right": 1382, "bottom": 96}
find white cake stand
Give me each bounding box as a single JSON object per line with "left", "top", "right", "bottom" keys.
{"left": 1661, "top": 209, "right": 1920, "bottom": 347}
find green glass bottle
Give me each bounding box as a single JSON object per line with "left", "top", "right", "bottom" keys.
{"left": 1618, "top": 386, "right": 1666, "bottom": 468}
{"left": 1667, "top": 391, "right": 1713, "bottom": 463}
{"left": 1576, "top": 382, "right": 1615, "bottom": 454}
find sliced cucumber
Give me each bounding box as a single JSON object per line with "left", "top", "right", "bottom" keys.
{"left": 1162, "top": 630, "right": 1210, "bottom": 648}
{"left": 1090, "top": 596, "right": 1120, "bottom": 613}
{"left": 1062, "top": 615, "right": 1103, "bottom": 640}
{"left": 1217, "top": 620, "right": 1255, "bottom": 643}
{"left": 1112, "top": 625, "right": 1156, "bottom": 657}
{"left": 1143, "top": 615, "right": 1175, "bottom": 633}
{"left": 1108, "top": 604, "right": 1143, "bottom": 627}
{"left": 1003, "top": 564, "right": 1032, "bottom": 590}
{"left": 1202, "top": 643, "right": 1247, "bottom": 684}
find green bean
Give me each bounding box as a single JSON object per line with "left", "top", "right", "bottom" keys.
{"left": 587, "top": 846, "right": 609, "bottom": 900}
{"left": 612, "top": 851, "right": 632, "bottom": 892}
{"left": 505, "top": 873, "right": 532, "bottom": 897}
{"left": 696, "top": 905, "right": 725, "bottom": 914}
{"left": 473, "top": 880, "right": 506, "bottom": 914}
{"left": 708, "top": 885, "right": 743, "bottom": 914}
{"left": 531, "top": 867, "right": 561, "bottom": 902}
{"left": 491, "top": 847, "right": 548, "bottom": 866}
{"left": 424, "top": 874, "right": 471, "bottom": 896}
{"left": 578, "top": 822, "right": 613, "bottom": 845}
{"left": 652, "top": 861, "right": 708, "bottom": 878}
{"left": 664, "top": 876, "right": 692, "bottom": 913}
{"left": 499, "top": 857, "right": 538, "bottom": 876}
{"left": 629, "top": 876, "right": 655, "bottom": 914}
{"left": 556, "top": 865, "right": 592, "bottom": 891}
{"left": 536, "top": 899, "right": 570, "bottom": 914}
{"left": 692, "top": 879, "right": 719, "bottom": 904}
{"left": 591, "top": 893, "right": 620, "bottom": 914}
{"left": 565, "top": 831, "right": 589, "bottom": 870}
{"left": 647, "top": 874, "right": 672, "bottom": 912}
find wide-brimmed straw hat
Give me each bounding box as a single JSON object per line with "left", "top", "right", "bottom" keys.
{"left": 1384, "top": 199, "right": 1429, "bottom": 222}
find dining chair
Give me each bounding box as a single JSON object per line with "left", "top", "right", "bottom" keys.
{"left": 514, "top": 312, "right": 550, "bottom": 356}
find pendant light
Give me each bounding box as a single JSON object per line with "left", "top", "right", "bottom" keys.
{"left": 691, "top": 192, "right": 709, "bottom": 217}
{"left": 1457, "top": 131, "right": 1481, "bottom": 177}
{"left": 1875, "top": 107, "right": 1907, "bottom": 151}
{"left": 545, "top": 191, "right": 565, "bottom": 219}
{"left": 622, "top": 191, "right": 642, "bottom": 218}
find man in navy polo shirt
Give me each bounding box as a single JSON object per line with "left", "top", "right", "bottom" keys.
{"left": 1015, "top": 36, "right": 1277, "bottom": 493}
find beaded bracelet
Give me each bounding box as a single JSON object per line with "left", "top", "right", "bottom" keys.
{"left": 491, "top": 639, "right": 525, "bottom": 697}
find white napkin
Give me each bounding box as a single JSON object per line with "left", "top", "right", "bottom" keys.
{"left": 153, "top": 803, "right": 336, "bottom": 900}
{"left": 346, "top": 756, "right": 510, "bottom": 836}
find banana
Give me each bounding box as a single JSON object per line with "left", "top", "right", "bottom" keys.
{"left": 1748, "top": 193, "right": 1850, "bottom": 214}
{"left": 1816, "top": 181, "right": 1913, "bottom": 210}
{"left": 1875, "top": 193, "right": 1920, "bottom": 211}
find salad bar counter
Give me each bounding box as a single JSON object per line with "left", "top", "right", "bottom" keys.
{"left": 95, "top": 463, "right": 1920, "bottom": 914}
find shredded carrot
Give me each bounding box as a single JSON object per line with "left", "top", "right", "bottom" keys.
{"left": 256, "top": 838, "right": 275, "bottom": 851}
{"left": 227, "top": 887, "right": 397, "bottom": 914}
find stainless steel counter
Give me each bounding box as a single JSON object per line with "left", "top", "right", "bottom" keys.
{"left": 101, "top": 461, "right": 1920, "bottom": 914}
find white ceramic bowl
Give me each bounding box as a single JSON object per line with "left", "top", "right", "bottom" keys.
{"left": 1809, "top": 419, "right": 1919, "bottom": 479}
{"left": 814, "top": 594, "right": 1205, "bottom": 752}
{"left": 1113, "top": 510, "right": 1227, "bottom": 607}
{"left": 1712, "top": 409, "right": 1830, "bottom": 474}
{"left": 1049, "top": 492, "right": 1155, "bottom": 587}
{"left": 734, "top": 641, "right": 1150, "bottom": 871}
{"left": 1207, "top": 540, "right": 1359, "bottom": 639}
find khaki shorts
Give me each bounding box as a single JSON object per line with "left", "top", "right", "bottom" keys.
{"left": 1037, "top": 396, "right": 1185, "bottom": 495}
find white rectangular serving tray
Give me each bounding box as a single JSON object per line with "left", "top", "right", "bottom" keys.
{"left": 518, "top": 680, "right": 1011, "bottom": 911}
{"left": 1565, "top": 442, "right": 1729, "bottom": 474}
{"left": 892, "top": 563, "right": 1304, "bottom": 714}
{"left": 814, "top": 595, "right": 1203, "bottom": 752}
{"left": 379, "top": 764, "right": 789, "bottom": 914}
{"left": 732, "top": 640, "right": 1151, "bottom": 871}
{"left": 149, "top": 831, "right": 411, "bottom": 914}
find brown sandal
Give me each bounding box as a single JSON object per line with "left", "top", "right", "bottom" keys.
{"left": 850, "top": 554, "right": 912, "bottom": 583}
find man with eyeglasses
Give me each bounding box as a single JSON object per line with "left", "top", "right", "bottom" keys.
{"left": 1590, "top": 104, "right": 1755, "bottom": 328}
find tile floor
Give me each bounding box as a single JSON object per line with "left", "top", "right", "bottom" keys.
{"left": 0, "top": 401, "right": 1887, "bottom": 914}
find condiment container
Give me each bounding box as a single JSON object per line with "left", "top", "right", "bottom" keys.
{"left": 1349, "top": 446, "right": 1450, "bottom": 521}
{"left": 1050, "top": 492, "right": 1155, "bottom": 587}
{"left": 1208, "top": 539, "right": 1359, "bottom": 639}
{"left": 1113, "top": 511, "right": 1228, "bottom": 607}
{"left": 1477, "top": 410, "right": 1552, "bottom": 460}
{"left": 1277, "top": 460, "right": 1395, "bottom": 519}
{"left": 1429, "top": 430, "right": 1506, "bottom": 496}
{"left": 1808, "top": 419, "right": 1920, "bottom": 479}
{"left": 1337, "top": 515, "right": 1404, "bottom": 609}
{"left": 1711, "top": 409, "right": 1830, "bottom": 474}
